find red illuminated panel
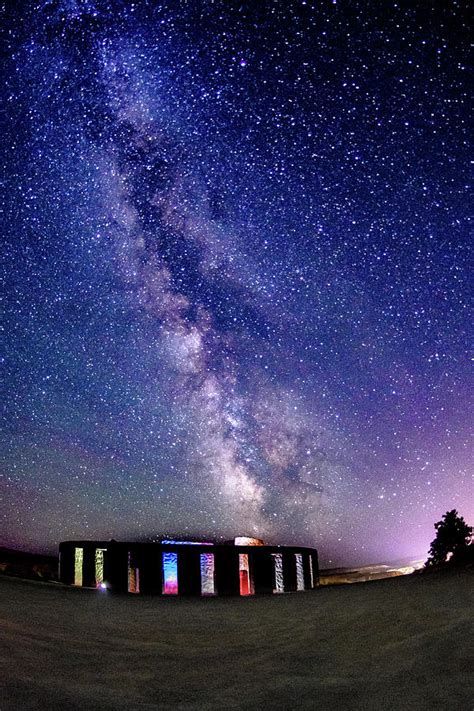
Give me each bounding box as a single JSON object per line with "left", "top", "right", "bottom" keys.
{"left": 239, "top": 553, "right": 254, "bottom": 595}
{"left": 240, "top": 569, "right": 250, "bottom": 595}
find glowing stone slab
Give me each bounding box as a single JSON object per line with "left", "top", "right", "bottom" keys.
{"left": 295, "top": 553, "right": 305, "bottom": 591}
{"left": 309, "top": 555, "right": 314, "bottom": 589}
{"left": 95, "top": 548, "right": 106, "bottom": 587}
{"left": 128, "top": 551, "right": 140, "bottom": 594}
{"left": 239, "top": 553, "right": 254, "bottom": 595}
{"left": 162, "top": 552, "right": 178, "bottom": 595}
{"left": 74, "top": 547, "right": 83, "bottom": 587}
{"left": 200, "top": 553, "right": 216, "bottom": 595}
{"left": 272, "top": 553, "right": 284, "bottom": 593}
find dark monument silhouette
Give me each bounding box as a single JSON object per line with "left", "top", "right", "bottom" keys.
{"left": 59, "top": 537, "right": 319, "bottom": 596}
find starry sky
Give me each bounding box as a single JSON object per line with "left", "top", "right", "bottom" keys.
{"left": 2, "top": 0, "right": 472, "bottom": 566}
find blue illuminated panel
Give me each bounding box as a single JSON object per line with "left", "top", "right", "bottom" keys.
{"left": 162, "top": 552, "right": 178, "bottom": 595}
{"left": 162, "top": 540, "right": 212, "bottom": 545}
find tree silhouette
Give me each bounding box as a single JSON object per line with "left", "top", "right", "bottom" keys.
{"left": 425, "top": 509, "right": 473, "bottom": 567}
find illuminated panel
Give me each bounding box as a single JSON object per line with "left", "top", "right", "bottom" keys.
{"left": 74, "top": 547, "right": 83, "bottom": 586}
{"left": 162, "top": 552, "right": 178, "bottom": 595}
{"left": 295, "top": 553, "right": 305, "bottom": 591}
{"left": 162, "top": 540, "right": 212, "bottom": 545}
{"left": 128, "top": 551, "right": 140, "bottom": 594}
{"left": 200, "top": 553, "right": 216, "bottom": 595}
{"left": 272, "top": 553, "right": 284, "bottom": 593}
{"left": 239, "top": 553, "right": 254, "bottom": 595}
{"left": 95, "top": 548, "right": 106, "bottom": 587}
{"left": 308, "top": 555, "right": 314, "bottom": 589}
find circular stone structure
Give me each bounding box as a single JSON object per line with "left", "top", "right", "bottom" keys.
{"left": 59, "top": 539, "right": 319, "bottom": 596}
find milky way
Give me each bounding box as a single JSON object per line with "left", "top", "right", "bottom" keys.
{"left": 2, "top": 1, "right": 472, "bottom": 565}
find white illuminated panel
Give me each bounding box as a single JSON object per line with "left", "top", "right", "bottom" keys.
{"left": 295, "top": 553, "right": 304, "bottom": 591}
{"left": 272, "top": 553, "right": 284, "bottom": 593}
{"left": 308, "top": 555, "right": 314, "bottom": 589}
{"left": 200, "top": 553, "right": 216, "bottom": 595}
{"left": 95, "top": 548, "right": 106, "bottom": 587}
{"left": 74, "top": 547, "right": 83, "bottom": 587}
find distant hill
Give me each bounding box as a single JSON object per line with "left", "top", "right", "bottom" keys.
{"left": 319, "top": 558, "right": 425, "bottom": 585}
{"left": 0, "top": 547, "right": 58, "bottom": 582}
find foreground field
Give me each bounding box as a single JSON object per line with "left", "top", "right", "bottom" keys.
{"left": 1, "top": 571, "right": 472, "bottom": 710}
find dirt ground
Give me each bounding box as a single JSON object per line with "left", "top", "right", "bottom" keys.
{"left": 0, "top": 570, "right": 472, "bottom": 710}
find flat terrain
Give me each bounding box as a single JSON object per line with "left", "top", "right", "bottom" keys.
{"left": 0, "top": 571, "right": 472, "bottom": 710}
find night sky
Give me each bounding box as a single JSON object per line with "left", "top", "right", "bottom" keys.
{"left": 2, "top": 1, "right": 472, "bottom": 566}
